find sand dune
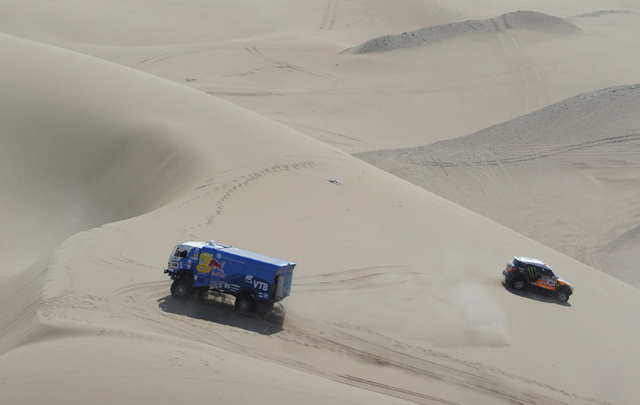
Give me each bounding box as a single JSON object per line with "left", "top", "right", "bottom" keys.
{"left": 0, "top": 32, "right": 420, "bottom": 404}
{"left": 0, "top": 30, "right": 343, "bottom": 276}
{"left": 0, "top": 32, "right": 210, "bottom": 277}
{"left": 4, "top": 1, "right": 639, "bottom": 155}
{"left": 2, "top": 1, "right": 640, "bottom": 405}
{"left": 0, "top": 33, "right": 638, "bottom": 405}
{"left": 347, "top": 10, "right": 581, "bottom": 54}
{"left": 356, "top": 84, "right": 640, "bottom": 287}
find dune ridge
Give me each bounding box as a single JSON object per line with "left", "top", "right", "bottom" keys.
{"left": 576, "top": 10, "right": 634, "bottom": 18}
{"left": 347, "top": 10, "right": 581, "bottom": 54}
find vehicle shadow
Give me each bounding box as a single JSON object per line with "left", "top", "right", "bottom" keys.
{"left": 157, "top": 293, "right": 285, "bottom": 336}
{"left": 502, "top": 282, "right": 572, "bottom": 307}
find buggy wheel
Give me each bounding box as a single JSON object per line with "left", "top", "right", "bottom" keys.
{"left": 512, "top": 277, "right": 526, "bottom": 291}
{"left": 556, "top": 288, "right": 570, "bottom": 303}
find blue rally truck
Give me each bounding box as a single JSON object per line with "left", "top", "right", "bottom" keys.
{"left": 164, "top": 241, "right": 295, "bottom": 312}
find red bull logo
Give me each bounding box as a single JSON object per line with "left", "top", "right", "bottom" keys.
{"left": 209, "top": 258, "right": 226, "bottom": 278}
{"left": 209, "top": 258, "right": 224, "bottom": 270}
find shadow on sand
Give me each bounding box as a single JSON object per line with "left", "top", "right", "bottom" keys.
{"left": 157, "top": 293, "right": 286, "bottom": 336}
{"left": 502, "top": 282, "right": 572, "bottom": 307}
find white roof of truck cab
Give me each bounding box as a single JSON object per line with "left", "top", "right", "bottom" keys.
{"left": 180, "top": 241, "right": 218, "bottom": 249}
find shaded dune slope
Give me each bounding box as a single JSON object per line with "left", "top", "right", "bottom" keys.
{"left": 0, "top": 34, "right": 205, "bottom": 276}
{"left": 356, "top": 84, "right": 640, "bottom": 287}
{"left": 347, "top": 10, "right": 581, "bottom": 54}
{"left": 0, "top": 32, "right": 338, "bottom": 277}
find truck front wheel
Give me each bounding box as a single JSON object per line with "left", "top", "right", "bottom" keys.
{"left": 235, "top": 294, "right": 255, "bottom": 313}
{"left": 171, "top": 279, "right": 192, "bottom": 300}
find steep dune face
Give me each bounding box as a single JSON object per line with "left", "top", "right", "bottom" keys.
{"left": 0, "top": 32, "right": 341, "bottom": 278}
{"left": 356, "top": 84, "right": 640, "bottom": 287}
{"left": 0, "top": 34, "right": 207, "bottom": 276}
{"left": 348, "top": 10, "right": 582, "bottom": 54}
{"left": 0, "top": 116, "right": 200, "bottom": 275}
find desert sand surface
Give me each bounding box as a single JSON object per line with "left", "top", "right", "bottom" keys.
{"left": 357, "top": 84, "right": 640, "bottom": 288}
{"left": 1, "top": 1, "right": 640, "bottom": 405}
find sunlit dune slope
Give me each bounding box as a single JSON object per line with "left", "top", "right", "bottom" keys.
{"left": 356, "top": 84, "right": 640, "bottom": 287}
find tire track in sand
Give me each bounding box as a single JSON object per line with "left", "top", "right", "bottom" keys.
{"left": 320, "top": 0, "right": 339, "bottom": 30}
{"left": 178, "top": 161, "right": 315, "bottom": 238}
{"left": 208, "top": 44, "right": 345, "bottom": 96}
{"left": 398, "top": 133, "right": 640, "bottom": 167}
{"left": 319, "top": 0, "right": 367, "bottom": 31}
{"left": 109, "top": 276, "right": 610, "bottom": 405}
{"left": 294, "top": 265, "right": 421, "bottom": 292}
{"left": 267, "top": 318, "right": 608, "bottom": 405}
{"left": 135, "top": 47, "right": 215, "bottom": 71}
{"left": 245, "top": 44, "right": 344, "bottom": 91}
{"left": 492, "top": 15, "right": 545, "bottom": 113}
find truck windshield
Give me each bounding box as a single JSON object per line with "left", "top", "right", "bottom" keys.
{"left": 172, "top": 246, "right": 189, "bottom": 258}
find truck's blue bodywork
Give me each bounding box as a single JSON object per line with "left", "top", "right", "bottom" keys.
{"left": 164, "top": 241, "right": 294, "bottom": 309}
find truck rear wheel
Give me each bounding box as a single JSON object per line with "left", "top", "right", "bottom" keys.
{"left": 235, "top": 294, "right": 255, "bottom": 313}
{"left": 171, "top": 279, "right": 192, "bottom": 300}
